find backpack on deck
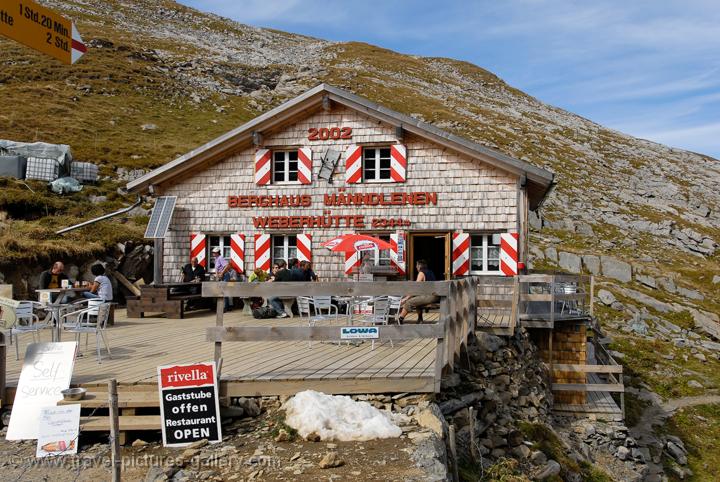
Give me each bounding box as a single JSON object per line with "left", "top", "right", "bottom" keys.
{"left": 252, "top": 306, "right": 277, "bottom": 319}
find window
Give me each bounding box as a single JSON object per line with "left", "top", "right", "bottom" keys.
{"left": 208, "top": 235, "right": 231, "bottom": 273}
{"left": 470, "top": 234, "right": 502, "bottom": 274}
{"left": 272, "top": 235, "right": 297, "bottom": 266}
{"left": 364, "top": 234, "right": 391, "bottom": 266}
{"left": 363, "top": 147, "right": 392, "bottom": 181}
{"left": 273, "top": 150, "right": 299, "bottom": 183}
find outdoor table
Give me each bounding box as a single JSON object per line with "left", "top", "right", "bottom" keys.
{"left": 36, "top": 287, "right": 89, "bottom": 341}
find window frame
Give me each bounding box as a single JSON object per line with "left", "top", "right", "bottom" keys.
{"left": 271, "top": 234, "right": 298, "bottom": 266}
{"left": 469, "top": 233, "right": 502, "bottom": 275}
{"left": 362, "top": 146, "right": 393, "bottom": 183}
{"left": 272, "top": 149, "right": 300, "bottom": 185}
{"left": 207, "top": 235, "right": 232, "bottom": 273}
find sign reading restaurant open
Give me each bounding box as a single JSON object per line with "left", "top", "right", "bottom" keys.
{"left": 158, "top": 362, "right": 222, "bottom": 447}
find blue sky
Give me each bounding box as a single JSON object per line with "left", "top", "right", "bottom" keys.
{"left": 180, "top": 1, "right": 720, "bottom": 158}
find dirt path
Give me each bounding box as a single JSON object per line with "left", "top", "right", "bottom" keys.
{"left": 629, "top": 393, "right": 720, "bottom": 480}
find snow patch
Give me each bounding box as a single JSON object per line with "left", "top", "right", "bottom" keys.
{"left": 283, "top": 390, "right": 402, "bottom": 442}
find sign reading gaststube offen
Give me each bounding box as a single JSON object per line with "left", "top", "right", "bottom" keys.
{"left": 157, "top": 362, "right": 222, "bottom": 447}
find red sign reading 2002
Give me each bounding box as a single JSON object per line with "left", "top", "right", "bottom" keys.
{"left": 308, "top": 127, "right": 352, "bottom": 141}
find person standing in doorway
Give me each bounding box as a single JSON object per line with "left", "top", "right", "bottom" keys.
{"left": 398, "top": 259, "right": 439, "bottom": 323}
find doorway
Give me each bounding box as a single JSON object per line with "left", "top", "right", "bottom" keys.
{"left": 409, "top": 232, "right": 450, "bottom": 280}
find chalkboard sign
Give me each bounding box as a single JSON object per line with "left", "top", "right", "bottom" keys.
{"left": 157, "top": 362, "right": 222, "bottom": 447}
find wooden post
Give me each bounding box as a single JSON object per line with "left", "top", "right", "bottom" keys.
{"left": 215, "top": 297, "right": 224, "bottom": 373}
{"left": 0, "top": 333, "right": 6, "bottom": 408}
{"left": 448, "top": 424, "right": 459, "bottom": 482}
{"left": 468, "top": 406, "right": 477, "bottom": 464}
{"left": 550, "top": 276, "right": 555, "bottom": 328}
{"left": 108, "top": 379, "right": 121, "bottom": 482}
{"left": 153, "top": 238, "right": 164, "bottom": 285}
{"left": 590, "top": 275, "right": 595, "bottom": 318}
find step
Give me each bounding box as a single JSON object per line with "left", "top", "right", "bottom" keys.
{"left": 80, "top": 415, "right": 161, "bottom": 431}
{"left": 58, "top": 391, "right": 159, "bottom": 409}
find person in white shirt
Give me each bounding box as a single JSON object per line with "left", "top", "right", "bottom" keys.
{"left": 83, "top": 264, "right": 113, "bottom": 301}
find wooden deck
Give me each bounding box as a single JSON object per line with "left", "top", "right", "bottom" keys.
{"left": 553, "top": 374, "right": 623, "bottom": 421}
{"left": 4, "top": 309, "right": 440, "bottom": 397}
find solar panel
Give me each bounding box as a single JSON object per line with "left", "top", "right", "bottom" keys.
{"left": 144, "top": 196, "right": 177, "bottom": 239}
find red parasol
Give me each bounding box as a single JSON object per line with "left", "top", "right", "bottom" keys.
{"left": 322, "top": 234, "right": 392, "bottom": 253}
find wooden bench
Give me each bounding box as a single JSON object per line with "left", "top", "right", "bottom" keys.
{"left": 126, "top": 285, "right": 206, "bottom": 319}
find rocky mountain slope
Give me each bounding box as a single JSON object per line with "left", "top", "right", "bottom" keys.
{"left": 1, "top": 0, "right": 719, "bottom": 479}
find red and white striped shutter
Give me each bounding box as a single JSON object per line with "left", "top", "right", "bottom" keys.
{"left": 230, "top": 234, "right": 245, "bottom": 274}
{"left": 390, "top": 232, "right": 406, "bottom": 275}
{"left": 190, "top": 233, "right": 207, "bottom": 268}
{"left": 452, "top": 232, "right": 470, "bottom": 277}
{"left": 298, "top": 148, "right": 312, "bottom": 184}
{"left": 390, "top": 144, "right": 407, "bottom": 182}
{"left": 254, "top": 234, "right": 271, "bottom": 271}
{"left": 254, "top": 149, "right": 272, "bottom": 185}
{"left": 500, "top": 232, "right": 519, "bottom": 276}
{"left": 344, "top": 251, "right": 361, "bottom": 275}
{"left": 344, "top": 145, "right": 362, "bottom": 184}
{"left": 297, "top": 234, "right": 312, "bottom": 262}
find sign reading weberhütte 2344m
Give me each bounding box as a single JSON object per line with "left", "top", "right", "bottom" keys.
{"left": 157, "top": 362, "right": 222, "bottom": 447}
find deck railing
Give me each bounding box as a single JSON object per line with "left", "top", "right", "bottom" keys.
{"left": 518, "top": 274, "right": 594, "bottom": 327}
{"left": 202, "top": 278, "right": 478, "bottom": 392}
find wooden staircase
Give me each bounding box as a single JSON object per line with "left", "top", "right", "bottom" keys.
{"left": 58, "top": 385, "right": 161, "bottom": 444}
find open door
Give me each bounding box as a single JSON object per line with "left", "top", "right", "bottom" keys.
{"left": 408, "top": 232, "right": 450, "bottom": 280}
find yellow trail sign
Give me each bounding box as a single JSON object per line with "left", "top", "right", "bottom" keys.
{"left": 0, "top": 0, "right": 86, "bottom": 64}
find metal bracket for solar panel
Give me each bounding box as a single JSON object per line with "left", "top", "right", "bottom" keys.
{"left": 144, "top": 196, "right": 177, "bottom": 239}
{"left": 318, "top": 148, "right": 341, "bottom": 184}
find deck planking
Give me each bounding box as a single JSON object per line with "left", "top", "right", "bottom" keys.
{"left": 4, "top": 309, "right": 438, "bottom": 396}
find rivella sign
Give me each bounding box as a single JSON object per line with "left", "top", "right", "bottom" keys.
{"left": 0, "top": 0, "right": 87, "bottom": 64}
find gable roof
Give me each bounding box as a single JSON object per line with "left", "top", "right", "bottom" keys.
{"left": 127, "top": 83, "right": 555, "bottom": 209}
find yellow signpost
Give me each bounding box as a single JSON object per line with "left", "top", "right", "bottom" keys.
{"left": 0, "top": 0, "right": 86, "bottom": 64}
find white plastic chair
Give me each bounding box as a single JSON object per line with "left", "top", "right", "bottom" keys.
{"left": 61, "top": 302, "right": 112, "bottom": 363}
{"left": 312, "top": 296, "right": 339, "bottom": 321}
{"left": 388, "top": 296, "right": 402, "bottom": 324}
{"left": 354, "top": 296, "right": 392, "bottom": 350}
{"left": 5, "top": 301, "right": 51, "bottom": 360}
{"left": 296, "top": 296, "right": 314, "bottom": 348}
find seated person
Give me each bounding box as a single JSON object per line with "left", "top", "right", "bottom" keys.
{"left": 398, "top": 260, "right": 439, "bottom": 323}
{"left": 182, "top": 256, "right": 206, "bottom": 283}
{"left": 248, "top": 268, "right": 269, "bottom": 310}
{"left": 40, "top": 261, "right": 70, "bottom": 302}
{"left": 268, "top": 260, "right": 292, "bottom": 318}
{"left": 83, "top": 264, "right": 114, "bottom": 302}
{"left": 289, "top": 258, "right": 305, "bottom": 281}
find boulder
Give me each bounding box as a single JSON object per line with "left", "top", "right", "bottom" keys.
{"left": 597, "top": 289, "right": 616, "bottom": 306}
{"left": 544, "top": 247, "right": 558, "bottom": 262}
{"left": 601, "top": 256, "right": 632, "bottom": 283}
{"left": 635, "top": 274, "right": 657, "bottom": 289}
{"left": 318, "top": 451, "right": 344, "bottom": 469}
{"left": 535, "top": 459, "right": 561, "bottom": 480}
{"left": 677, "top": 287, "right": 704, "bottom": 301}
{"left": 476, "top": 332, "right": 506, "bottom": 353}
{"left": 558, "top": 252, "right": 582, "bottom": 273}
{"left": 581, "top": 255, "right": 601, "bottom": 275}
{"left": 415, "top": 403, "right": 447, "bottom": 438}
{"left": 657, "top": 277, "right": 677, "bottom": 293}
{"left": 666, "top": 441, "right": 688, "bottom": 465}
{"left": 713, "top": 275, "right": 720, "bottom": 285}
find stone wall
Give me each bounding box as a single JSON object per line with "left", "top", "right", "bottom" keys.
{"left": 160, "top": 105, "right": 521, "bottom": 280}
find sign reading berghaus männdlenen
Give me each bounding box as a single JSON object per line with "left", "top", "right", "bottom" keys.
{"left": 340, "top": 326, "right": 379, "bottom": 340}
{"left": 157, "top": 362, "right": 222, "bottom": 447}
